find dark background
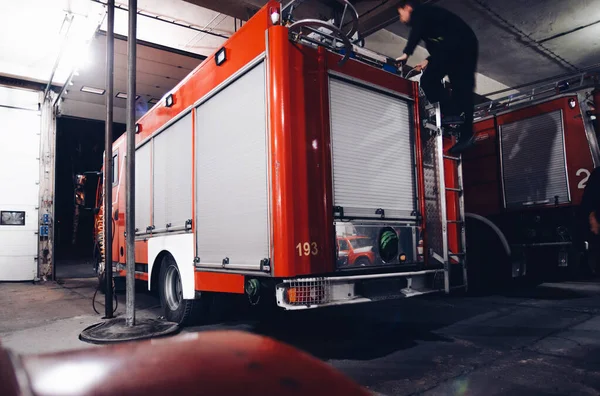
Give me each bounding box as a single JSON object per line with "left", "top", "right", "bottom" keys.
{"left": 54, "top": 117, "right": 125, "bottom": 264}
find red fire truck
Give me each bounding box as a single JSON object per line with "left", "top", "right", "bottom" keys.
{"left": 87, "top": 0, "right": 470, "bottom": 324}
{"left": 463, "top": 71, "right": 600, "bottom": 287}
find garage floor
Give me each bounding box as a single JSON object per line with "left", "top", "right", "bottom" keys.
{"left": 2, "top": 279, "right": 600, "bottom": 395}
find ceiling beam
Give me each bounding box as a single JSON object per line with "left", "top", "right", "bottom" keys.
{"left": 182, "top": 0, "right": 266, "bottom": 21}
{"left": 97, "top": 31, "right": 208, "bottom": 61}
{"left": 0, "top": 75, "right": 61, "bottom": 93}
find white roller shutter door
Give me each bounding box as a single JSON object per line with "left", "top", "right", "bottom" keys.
{"left": 500, "top": 110, "right": 570, "bottom": 207}
{"left": 329, "top": 77, "right": 417, "bottom": 220}
{"left": 153, "top": 113, "right": 193, "bottom": 231}
{"left": 0, "top": 87, "right": 41, "bottom": 281}
{"left": 195, "top": 62, "right": 269, "bottom": 269}
{"left": 135, "top": 142, "right": 152, "bottom": 233}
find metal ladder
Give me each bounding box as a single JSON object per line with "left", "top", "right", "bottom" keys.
{"left": 422, "top": 101, "right": 468, "bottom": 294}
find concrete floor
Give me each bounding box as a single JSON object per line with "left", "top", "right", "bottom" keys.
{"left": 54, "top": 258, "right": 96, "bottom": 279}
{"left": 2, "top": 279, "right": 600, "bottom": 395}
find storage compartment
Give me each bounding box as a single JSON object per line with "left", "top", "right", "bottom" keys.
{"left": 500, "top": 110, "right": 570, "bottom": 208}
{"left": 328, "top": 75, "right": 417, "bottom": 220}
{"left": 195, "top": 62, "right": 269, "bottom": 270}
{"left": 335, "top": 221, "right": 419, "bottom": 269}
{"left": 134, "top": 142, "right": 152, "bottom": 234}
{"left": 152, "top": 113, "right": 193, "bottom": 232}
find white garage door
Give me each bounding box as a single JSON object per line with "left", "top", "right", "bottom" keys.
{"left": 0, "top": 87, "right": 41, "bottom": 281}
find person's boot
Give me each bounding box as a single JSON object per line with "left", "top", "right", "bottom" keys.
{"left": 448, "top": 133, "right": 476, "bottom": 155}
{"left": 441, "top": 113, "right": 465, "bottom": 126}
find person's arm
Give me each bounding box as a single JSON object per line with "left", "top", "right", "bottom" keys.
{"left": 402, "top": 12, "right": 424, "bottom": 56}
{"left": 590, "top": 212, "right": 599, "bottom": 235}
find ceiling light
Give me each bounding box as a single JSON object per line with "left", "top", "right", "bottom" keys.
{"left": 81, "top": 86, "right": 105, "bottom": 95}
{"left": 148, "top": 98, "right": 159, "bottom": 105}
{"left": 215, "top": 47, "right": 226, "bottom": 66}
{"left": 116, "top": 92, "right": 140, "bottom": 100}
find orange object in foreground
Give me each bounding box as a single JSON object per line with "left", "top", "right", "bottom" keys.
{"left": 1, "top": 331, "right": 369, "bottom": 396}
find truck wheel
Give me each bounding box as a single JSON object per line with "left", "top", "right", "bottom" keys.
{"left": 159, "top": 255, "right": 211, "bottom": 325}
{"left": 355, "top": 257, "right": 370, "bottom": 267}
{"left": 466, "top": 217, "right": 510, "bottom": 294}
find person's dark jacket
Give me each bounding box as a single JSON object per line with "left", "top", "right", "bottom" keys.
{"left": 403, "top": 4, "right": 478, "bottom": 60}
{"left": 580, "top": 167, "right": 600, "bottom": 224}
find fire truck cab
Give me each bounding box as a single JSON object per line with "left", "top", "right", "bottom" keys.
{"left": 89, "top": 1, "right": 469, "bottom": 324}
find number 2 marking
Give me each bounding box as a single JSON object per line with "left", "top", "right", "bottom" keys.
{"left": 577, "top": 168, "right": 591, "bottom": 189}
{"left": 296, "top": 242, "right": 319, "bottom": 256}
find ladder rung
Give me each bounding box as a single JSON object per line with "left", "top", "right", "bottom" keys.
{"left": 445, "top": 187, "right": 463, "bottom": 193}
{"left": 447, "top": 220, "right": 464, "bottom": 224}
{"left": 443, "top": 155, "right": 461, "bottom": 161}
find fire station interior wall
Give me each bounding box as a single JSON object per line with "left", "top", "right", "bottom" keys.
{"left": 328, "top": 76, "right": 417, "bottom": 219}
{"left": 500, "top": 110, "right": 570, "bottom": 208}
{"left": 194, "top": 61, "right": 269, "bottom": 269}
{"left": 135, "top": 141, "right": 152, "bottom": 233}
{"left": 0, "top": 86, "right": 41, "bottom": 281}
{"left": 152, "top": 113, "right": 193, "bottom": 231}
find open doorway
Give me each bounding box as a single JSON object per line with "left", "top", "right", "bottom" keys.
{"left": 54, "top": 116, "right": 125, "bottom": 279}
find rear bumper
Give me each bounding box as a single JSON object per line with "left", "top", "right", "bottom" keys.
{"left": 275, "top": 270, "right": 442, "bottom": 310}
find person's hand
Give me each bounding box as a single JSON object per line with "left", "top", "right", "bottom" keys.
{"left": 590, "top": 212, "right": 599, "bottom": 235}
{"left": 414, "top": 59, "right": 429, "bottom": 71}
{"left": 396, "top": 53, "right": 408, "bottom": 66}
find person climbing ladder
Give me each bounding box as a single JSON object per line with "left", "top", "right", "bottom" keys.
{"left": 395, "top": 0, "right": 479, "bottom": 155}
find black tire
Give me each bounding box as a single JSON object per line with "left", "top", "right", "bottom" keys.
{"left": 466, "top": 217, "right": 511, "bottom": 295}
{"left": 354, "top": 257, "right": 371, "bottom": 267}
{"left": 159, "top": 255, "right": 211, "bottom": 325}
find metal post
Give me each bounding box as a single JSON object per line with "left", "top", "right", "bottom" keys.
{"left": 125, "top": 0, "right": 137, "bottom": 327}
{"left": 104, "top": 0, "right": 115, "bottom": 319}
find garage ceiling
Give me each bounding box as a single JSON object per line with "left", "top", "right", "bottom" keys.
{"left": 1, "top": 0, "right": 598, "bottom": 122}
{"left": 60, "top": 34, "right": 205, "bottom": 124}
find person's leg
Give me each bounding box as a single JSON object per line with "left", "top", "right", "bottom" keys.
{"left": 448, "top": 44, "right": 478, "bottom": 154}
{"left": 419, "top": 57, "right": 453, "bottom": 115}
{"left": 449, "top": 69, "right": 475, "bottom": 139}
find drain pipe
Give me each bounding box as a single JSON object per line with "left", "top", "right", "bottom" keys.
{"left": 125, "top": 0, "right": 137, "bottom": 327}
{"left": 104, "top": 0, "right": 115, "bottom": 319}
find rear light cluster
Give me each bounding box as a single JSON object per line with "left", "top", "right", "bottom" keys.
{"left": 283, "top": 279, "right": 331, "bottom": 306}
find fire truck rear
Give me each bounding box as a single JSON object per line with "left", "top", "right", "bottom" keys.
{"left": 89, "top": 1, "right": 468, "bottom": 324}
{"left": 464, "top": 72, "right": 600, "bottom": 286}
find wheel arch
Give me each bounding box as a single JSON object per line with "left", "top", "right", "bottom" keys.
{"left": 147, "top": 234, "right": 196, "bottom": 299}
{"left": 150, "top": 250, "right": 171, "bottom": 293}
{"left": 465, "top": 212, "right": 511, "bottom": 257}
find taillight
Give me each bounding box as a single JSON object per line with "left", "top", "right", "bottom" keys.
{"left": 285, "top": 285, "right": 326, "bottom": 305}
{"left": 269, "top": 6, "right": 280, "bottom": 25}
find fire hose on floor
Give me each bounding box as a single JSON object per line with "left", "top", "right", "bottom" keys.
{"left": 91, "top": 197, "right": 118, "bottom": 315}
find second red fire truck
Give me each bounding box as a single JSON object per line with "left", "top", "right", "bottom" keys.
{"left": 463, "top": 71, "right": 600, "bottom": 287}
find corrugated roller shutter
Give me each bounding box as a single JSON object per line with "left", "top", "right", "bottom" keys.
{"left": 195, "top": 62, "right": 268, "bottom": 269}
{"left": 329, "top": 77, "right": 416, "bottom": 219}
{"left": 153, "top": 113, "right": 192, "bottom": 231}
{"left": 135, "top": 142, "right": 152, "bottom": 233}
{"left": 500, "top": 110, "right": 570, "bottom": 207}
